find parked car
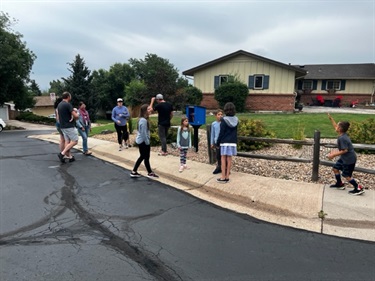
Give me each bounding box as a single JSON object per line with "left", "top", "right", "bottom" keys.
{"left": 0, "top": 118, "right": 6, "bottom": 132}
{"left": 47, "top": 113, "right": 56, "bottom": 119}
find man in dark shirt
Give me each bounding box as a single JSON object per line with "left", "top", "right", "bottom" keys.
{"left": 57, "top": 92, "right": 79, "bottom": 163}
{"left": 149, "top": 94, "right": 173, "bottom": 156}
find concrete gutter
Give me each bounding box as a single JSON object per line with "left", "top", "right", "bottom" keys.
{"left": 28, "top": 132, "right": 375, "bottom": 242}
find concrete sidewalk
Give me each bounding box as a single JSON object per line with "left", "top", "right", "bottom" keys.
{"left": 28, "top": 132, "right": 375, "bottom": 242}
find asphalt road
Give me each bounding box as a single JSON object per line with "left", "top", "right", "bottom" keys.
{"left": 1, "top": 129, "right": 374, "bottom": 281}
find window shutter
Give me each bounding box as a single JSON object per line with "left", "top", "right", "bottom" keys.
{"left": 297, "top": 80, "right": 303, "bottom": 90}
{"left": 321, "top": 80, "right": 327, "bottom": 90}
{"left": 313, "top": 80, "right": 318, "bottom": 90}
{"left": 263, "top": 75, "right": 269, "bottom": 89}
{"left": 248, "top": 76, "right": 254, "bottom": 89}
{"left": 214, "top": 76, "right": 219, "bottom": 89}
{"left": 340, "top": 80, "right": 346, "bottom": 90}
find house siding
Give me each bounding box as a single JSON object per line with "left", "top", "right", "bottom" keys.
{"left": 193, "top": 55, "right": 297, "bottom": 111}
{"left": 299, "top": 79, "right": 375, "bottom": 106}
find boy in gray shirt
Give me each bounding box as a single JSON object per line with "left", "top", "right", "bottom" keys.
{"left": 327, "top": 113, "right": 364, "bottom": 195}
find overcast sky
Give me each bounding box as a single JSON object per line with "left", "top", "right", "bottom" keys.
{"left": 1, "top": 0, "right": 374, "bottom": 91}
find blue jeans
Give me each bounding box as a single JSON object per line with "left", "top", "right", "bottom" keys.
{"left": 78, "top": 125, "right": 90, "bottom": 152}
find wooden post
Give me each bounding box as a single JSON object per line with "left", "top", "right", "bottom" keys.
{"left": 312, "top": 130, "right": 321, "bottom": 181}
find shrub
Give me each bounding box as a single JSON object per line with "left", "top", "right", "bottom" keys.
{"left": 237, "top": 118, "right": 276, "bottom": 151}
{"left": 349, "top": 118, "right": 375, "bottom": 153}
{"left": 214, "top": 82, "right": 249, "bottom": 112}
{"left": 291, "top": 123, "right": 306, "bottom": 149}
{"left": 16, "top": 112, "right": 55, "bottom": 125}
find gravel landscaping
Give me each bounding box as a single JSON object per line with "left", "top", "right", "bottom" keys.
{"left": 93, "top": 129, "right": 374, "bottom": 190}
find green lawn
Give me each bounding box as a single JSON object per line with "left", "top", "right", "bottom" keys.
{"left": 92, "top": 113, "right": 373, "bottom": 139}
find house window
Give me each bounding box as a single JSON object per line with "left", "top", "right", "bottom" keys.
{"left": 326, "top": 80, "right": 341, "bottom": 91}
{"left": 303, "top": 81, "right": 313, "bottom": 90}
{"left": 248, "top": 75, "right": 269, "bottom": 90}
{"left": 219, "top": 75, "right": 228, "bottom": 86}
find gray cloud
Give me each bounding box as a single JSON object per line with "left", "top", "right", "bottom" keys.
{"left": 2, "top": 0, "right": 374, "bottom": 90}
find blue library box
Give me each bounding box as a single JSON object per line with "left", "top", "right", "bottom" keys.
{"left": 186, "top": 105, "right": 206, "bottom": 126}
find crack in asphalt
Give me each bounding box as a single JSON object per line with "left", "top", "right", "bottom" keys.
{"left": 0, "top": 164, "right": 186, "bottom": 281}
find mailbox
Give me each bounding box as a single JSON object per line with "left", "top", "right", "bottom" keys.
{"left": 185, "top": 105, "right": 206, "bottom": 152}
{"left": 186, "top": 105, "right": 206, "bottom": 126}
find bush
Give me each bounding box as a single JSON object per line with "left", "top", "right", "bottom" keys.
{"left": 291, "top": 123, "right": 306, "bottom": 149}
{"left": 16, "top": 112, "right": 55, "bottom": 125}
{"left": 237, "top": 118, "right": 276, "bottom": 151}
{"left": 349, "top": 118, "right": 375, "bottom": 153}
{"left": 214, "top": 82, "right": 249, "bottom": 112}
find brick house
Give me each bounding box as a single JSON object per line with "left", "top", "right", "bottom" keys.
{"left": 294, "top": 64, "right": 375, "bottom": 107}
{"left": 182, "top": 50, "right": 306, "bottom": 111}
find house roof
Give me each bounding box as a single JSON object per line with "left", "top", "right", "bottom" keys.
{"left": 293, "top": 64, "right": 375, "bottom": 80}
{"left": 34, "top": 96, "right": 55, "bottom": 107}
{"left": 182, "top": 49, "right": 307, "bottom": 78}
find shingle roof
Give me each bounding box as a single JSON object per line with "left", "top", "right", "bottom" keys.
{"left": 34, "top": 96, "right": 55, "bottom": 107}
{"left": 293, "top": 64, "right": 375, "bottom": 80}
{"left": 182, "top": 50, "right": 306, "bottom": 77}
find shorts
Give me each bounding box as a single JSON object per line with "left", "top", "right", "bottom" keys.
{"left": 61, "top": 127, "right": 79, "bottom": 142}
{"left": 220, "top": 144, "right": 237, "bottom": 156}
{"left": 333, "top": 158, "right": 356, "bottom": 178}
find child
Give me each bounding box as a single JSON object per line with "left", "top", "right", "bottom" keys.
{"left": 216, "top": 102, "right": 238, "bottom": 183}
{"left": 327, "top": 113, "right": 364, "bottom": 195}
{"left": 210, "top": 109, "right": 223, "bottom": 174}
{"left": 130, "top": 104, "right": 159, "bottom": 179}
{"left": 177, "top": 116, "right": 192, "bottom": 172}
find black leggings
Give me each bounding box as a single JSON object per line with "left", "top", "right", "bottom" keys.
{"left": 114, "top": 123, "right": 128, "bottom": 145}
{"left": 133, "top": 142, "right": 152, "bottom": 174}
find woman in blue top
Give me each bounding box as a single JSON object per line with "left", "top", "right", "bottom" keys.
{"left": 111, "top": 98, "right": 130, "bottom": 151}
{"left": 130, "top": 104, "right": 159, "bottom": 179}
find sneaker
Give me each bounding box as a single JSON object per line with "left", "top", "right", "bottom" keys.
{"left": 183, "top": 164, "right": 189, "bottom": 170}
{"left": 125, "top": 145, "right": 128, "bottom": 149}
{"left": 216, "top": 178, "right": 227, "bottom": 184}
{"left": 179, "top": 166, "right": 184, "bottom": 172}
{"left": 225, "top": 178, "right": 230, "bottom": 182}
{"left": 68, "top": 156, "right": 75, "bottom": 163}
{"left": 329, "top": 183, "right": 345, "bottom": 189}
{"left": 57, "top": 153, "right": 66, "bottom": 163}
{"left": 147, "top": 172, "right": 159, "bottom": 178}
{"left": 119, "top": 145, "right": 122, "bottom": 151}
{"left": 130, "top": 171, "right": 141, "bottom": 178}
{"left": 348, "top": 188, "right": 365, "bottom": 196}
{"left": 158, "top": 152, "right": 168, "bottom": 156}
{"left": 212, "top": 167, "right": 221, "bottom": 174}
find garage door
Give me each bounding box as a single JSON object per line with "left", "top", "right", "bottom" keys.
{"left": 0, "top": 106, "right": 9, "bottom": 121}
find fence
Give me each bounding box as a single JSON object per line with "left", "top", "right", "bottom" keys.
{"left": 206, "top": 125, "right": 375, "bottom": 181}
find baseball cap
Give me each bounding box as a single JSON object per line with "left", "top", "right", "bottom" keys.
{"left": 117, "top": 98, "right": 123, "bottom": 102}
{"left": 156, "top": 94, "right": 163, "bottom": 100}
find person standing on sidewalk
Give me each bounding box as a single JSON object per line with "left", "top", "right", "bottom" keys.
{"left": 57, "top": 92, "right": 79, "bottom": 163}
{"left": 216, "top": 102, "right": 238, "bottom": 184}
{"left": 148, "top": 94, "right": 173, "bottom": 156}
{"left": 111, "top": 98, "right": 130, "bottom": 151}
{"left": 210, "top": 109, "right": 223, "bottom": 174}
{"left": 77, "top": 101, "right": 92, "bottom": 155}
{"left": 177, "top": 117, "right": 192, "bottom": 172}
{"left": 54, "top": 97, "right": 65, "bottom": 153}
{"left": 130, "top": 104, "right": 159, "bottom": 179}
{"left": 327, "top": 113, "right": 364, "bottom": 195}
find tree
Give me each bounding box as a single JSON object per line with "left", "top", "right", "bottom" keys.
{"left": 0, "top": 12, "right": 36, "bottom": 109}
{"left": 29, "top": 79, "right": 42, "bottom": 96}
{"left": 48, "top": 79, "right": 66, "bottom": 97}
{"left": 62, "top": 54, "right": 98, "bottom": 120}
{"left": 129, "top": 53, "right": 179, "bottom": 101}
